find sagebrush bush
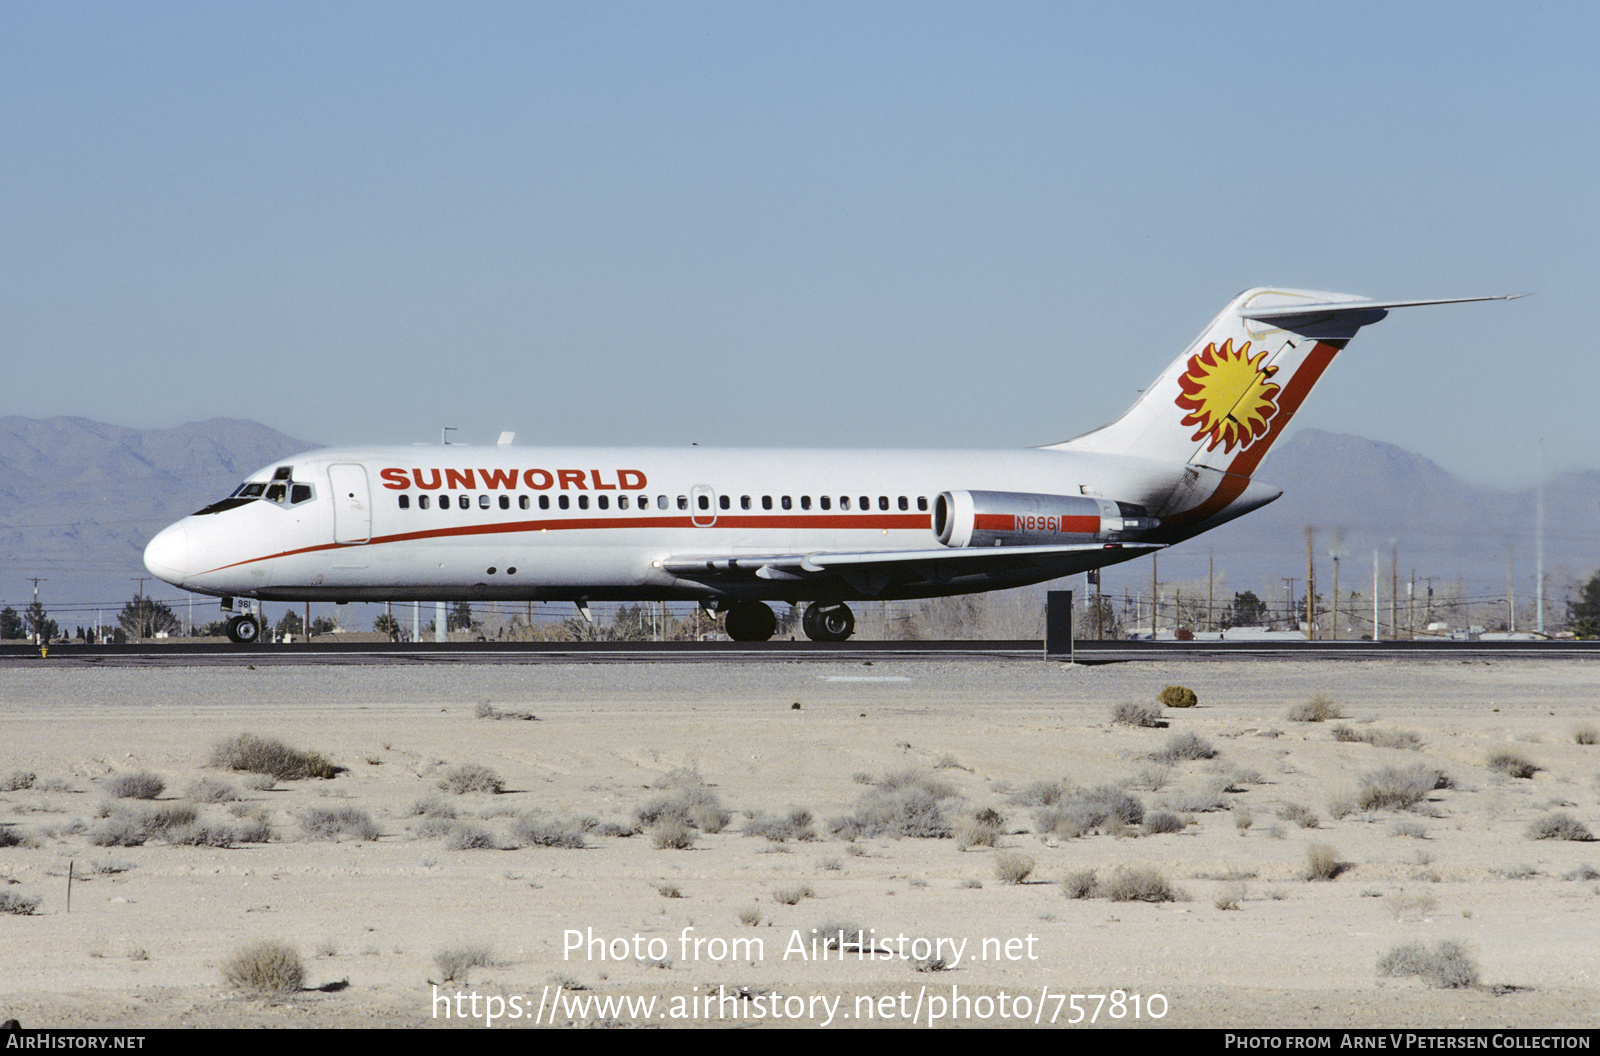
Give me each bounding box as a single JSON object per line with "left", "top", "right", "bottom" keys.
{"left": 221, "top": 941, "right": 305, "bottom": 995}
{"left": 1103, "top": 865, "right": 1178, "bottom": 902}
{"left": 1143, "top": 811, "right": 1186, "bottom": 835}
{"left": 745, "top": 808, "right": 816, "bottom": 843}
{"left": 212, "top": 734, "right": 338, "bottom": 781}
{"left": 1377, "top": 940, "right": 1479, "bottom": 989}
{"left": 1287, "top": 695, "right": 1342, "bottom": 722}
{"left": 185, "top": 777, "right": 242, "bottom": 803}
{"left": 437, "top": 763, "right": 505, "bottom": 795}
{"left": 1061, "top": 869, "right": 1098, "bottom": 899}
{"left": 813, "top": 919, "right": 864, "bottom": 950}
{"left": 1277, "top": 803, "right": 1320, "bottom": 829}
{"left": 2, "top": 771, "right": 37, "bottom": 791}
{"left": 1525, "top": 812, "right": 1595, "bottom": 841}
{"left": 830, "top": 781, "right": 953, "bottom": 840}
{"left": 298, "top": 806, "right": 379, "bottom": 841}
{"left": 994, "top": 851, "right": 1035, "bottom": 885}
{"left": 1487, "top": 750, "right": 1539, "bottom": 780}
{"left": 0, "top": 890, "right": 41, "bottom": 915}
{"left": 955, "top": 815, "right": 1000, "bottom": 849}
{"left": 442, "top": 822, "right": 497, "bottom": 850}
{"left": 1158, "top": 685, "right": 1198, "bottom": 708}
{"left": 511, "top": 815, "right": 586, "bottom": 849}
{"left": 1355, "top": 765, "right": 1446, "bottom": 811}
{"left": 105, "top": 771, "right": 165, "bottom": 800}
{"left": 434, "top": 945, "right": 493, "bottom": 983}
{"left": 1111, "top": 701, "right": 1163, "bottom": 727}
{"left": 1150, "top": 732, "right": 1218, "bottom": 765}
{"left": 773, "top": 883, "right": 814, "bottom": 905}
{"left": 1573, "top": 724, "right": 1599, "bottom": 746}
{"left": 1304, "top": 843, "right": 1346, "bottom": 881}
{"left": 634, "top": 779, "right": 730, "bottom": 834}
{"left": 649, "top": 817, "right": 696, "bottom": 850}
{"left": 1035, "top": 785, "right": 1144, "bottom": 838}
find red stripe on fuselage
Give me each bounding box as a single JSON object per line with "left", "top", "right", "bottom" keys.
{"left": 195, "top": 512, "right": 932, "bottom": 576}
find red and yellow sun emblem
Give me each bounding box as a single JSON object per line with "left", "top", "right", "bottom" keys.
{"left": 1174, "top": 339, "right": 1280, "bottom": 452}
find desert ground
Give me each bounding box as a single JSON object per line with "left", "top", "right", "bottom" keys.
{"left": 0, "top": 657, "right": 1596, "bottom": 1029}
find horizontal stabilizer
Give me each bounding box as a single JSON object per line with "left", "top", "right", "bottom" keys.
{"left": 1241, "top": 294, "right": 1525, "bottom": 328}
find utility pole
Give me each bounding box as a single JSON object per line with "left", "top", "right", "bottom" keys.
{"left": 1330, "top": 552, "right": 1340, "bottom": 642}
{"left": 1282, "top": 578, "right": 1297, "bottom": 631}
{"left": 1304, "top": 527, "right": 1315, "bottom": 640}
{"left": 1207, "top": 552, "right": 1214, "bottom": 634}
{"left": 1150, "top": 553, "right": 1158, "bottom": 639}
{"left": 28, "top": 578, "right": 47, "bottom": 645}
{"left": 1373, "top": 551, "right": 1380, "bottom": 641}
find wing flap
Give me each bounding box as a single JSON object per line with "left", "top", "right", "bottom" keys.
{"left": 661, "top": 542, "right": 1162, "bottom": 585}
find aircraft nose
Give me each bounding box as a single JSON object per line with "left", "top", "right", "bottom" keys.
{"left": 143, "top": 523, "right": 191, "bottom": 585}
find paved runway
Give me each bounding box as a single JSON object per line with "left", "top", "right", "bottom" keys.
{"left": 2, "top": 638, "right": 1595, "bottom": 666}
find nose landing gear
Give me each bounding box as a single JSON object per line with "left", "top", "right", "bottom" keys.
{"left": 225, "top": 614, "right": 262, "bottom": 644}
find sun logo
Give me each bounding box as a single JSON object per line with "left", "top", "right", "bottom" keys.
{"left": 1174, "top": 339, "right": 1281, "bottom": 452}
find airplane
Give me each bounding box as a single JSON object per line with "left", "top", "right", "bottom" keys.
{"left": 143, "top": 287, "right": 1515, "bottom": 645}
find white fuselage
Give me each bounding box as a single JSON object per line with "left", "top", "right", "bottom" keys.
{"left": 143, "top": 442, "right": 1231, "bottom": 605}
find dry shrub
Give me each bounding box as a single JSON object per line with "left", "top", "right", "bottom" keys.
{"left": 1213, "top": 883, "right": 1245, "bottom": 911}
{"left": 1035, "top": 785, "right": 1144, "bottom": 838}
{"left": 1488, "top": 750, "right": 1539, "bottom": 779}
{"left": 1287, "top": 695, "right": 1343, "bottom": 722}
{"left": 437, "top": 763, "right": 505, "bottom": 795}
{"left": 738, "top": 906, "right": 762, "bottom": 926}
{"left": 442, "top": 822, "right": 497, "bottom": 850}
{"left": 89, "top": 804, "right": 201, "bottom": 846}
{"left": 1377, "top": 940, "right": 1479, "bottom": 989}
{"left": 813, "top": 919, "right": 865, "bottom": 950}
{"left": 105, "top": 771, "right": 164, "bottom": 800}
{"left": 634, "top": 779, "right": 731, "bottom": 834}
{"left": 650, "top": 817, "right": 696, "bottom": 850}
{"left": 955, "top": 814, "right": 1001, "bottom": 849}
{"left": 1333, "top": 724, "right": 1422, "bottom": 750}
{"left": 1573, "top": 724, "right": 1599, "bottom": 746}
{"left": 298, "top": 806, "right": 379, "bottom": 841}
{"left": 511, "top": 815, "right": 586, "bottom": 849}
{"left": 185, "top": 777, "right": 242, "bottom": 803}
{"left": 434, "top": 945, "right": 493, "bottom": 982}
{"left": 1143, "top": 811, "right": 1186, "bottom": 835}
{"left": 1355, "top": 765, "right": 1446, "bottom": 811}
{"left": 1149, "top": 732, "right": 1217, "bottom": 765}
{"left": 212, "top": 734, "right": 338, "bottom": 781}
{"left": 831, "top": 775, "right": 954, "bottom": 840}
{"left": 1061, "top": 869, "right": 1098, "bottom": 899}
{"left": 3, "top": 771, "right": 37, "bottom": 791}
{"left": 1277, "top": 803, "right": 1320, "bottom": 829}
{"left": 994, "top": 851, "right": 1035, "bottom": 885}
{"left": 1103, "top": 865, "right": 1178, "bottom": 902}
{"left": 745, "top": 808, "right": 816, "bottom": 843}
{"left": 773, "top": 883, "right": 814, "bottom": 905}
{"left": 221, "top": 941, "right": 305, "bottom": 995}
{"left": 1111, "top": 701, "right": 1163, "bottom": 727}
{"left": 0, "top": 890, "right": 41, "bottom": 915}
{"left": 1525, "top": 812, "right": 1595, "bottom": 841}
{"left": 1304, "top": 842, "right": 1347, "bottom": 881}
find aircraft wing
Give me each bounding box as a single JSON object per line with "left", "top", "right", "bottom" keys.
{"left": 661, "top": 542, "right": 1162, "bottom": 594}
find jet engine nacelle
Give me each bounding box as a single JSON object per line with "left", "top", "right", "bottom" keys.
{"left": 933, "top": 490, "right": 1158, "bottom": 548}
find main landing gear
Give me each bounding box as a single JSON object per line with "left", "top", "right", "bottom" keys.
{"left": 225, "top": 614, "right": 261, "bottom": 644}
{"left": 720, "top": 601, "right": 857, "bottom": 642}
{"left": 723, "top": 601, "right": 778, "bottom": 642}
{"left": 802, "top": 602, "right": 854, "bottom": 643}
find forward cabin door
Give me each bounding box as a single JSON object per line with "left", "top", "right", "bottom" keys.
{"left": 690, "top": 485, "right": 717, "bottom": 527}
{"left": 328, "top": 464, "right": 372, "bottom": 544}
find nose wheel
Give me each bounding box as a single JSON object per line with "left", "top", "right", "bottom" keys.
{"left": 802, "top": 603, "right": 855, "bottom": 642}
{"left": 225, "top": 614, "right": 261, "bottom": 644}
{"left": 723, "top": 601, "right": 778, "bottom": 642}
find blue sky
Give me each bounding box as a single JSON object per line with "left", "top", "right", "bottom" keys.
{"left": 4, "top": 1, "right": 1594, "bottom": 488}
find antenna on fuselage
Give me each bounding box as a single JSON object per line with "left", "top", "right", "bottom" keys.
{"left": 442, "top": 427, "right": 457, "bottom": 445}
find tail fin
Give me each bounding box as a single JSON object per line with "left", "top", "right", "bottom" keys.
{"left": 1051, "top": 287, "right": 1516, "bottom": 480}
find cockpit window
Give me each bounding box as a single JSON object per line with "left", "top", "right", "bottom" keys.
{"left": 195, "top": 468, "right": 313, "bottom": 515}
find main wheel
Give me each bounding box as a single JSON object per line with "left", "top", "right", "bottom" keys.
{"left": 225, "top": 614, "right": 261, "bottom": 645}
{"left": 723, "top": 601, "right": 777, "bottom": 642}
{"left": 802, "top": 603, "right": 854, "bottom": 642}
{"left": 724, "top": 602, "right": 776, "bottom": 642}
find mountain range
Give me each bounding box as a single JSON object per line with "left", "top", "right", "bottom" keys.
{"left": 0, "top": 417, "right": 1593, "bottom": 631}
